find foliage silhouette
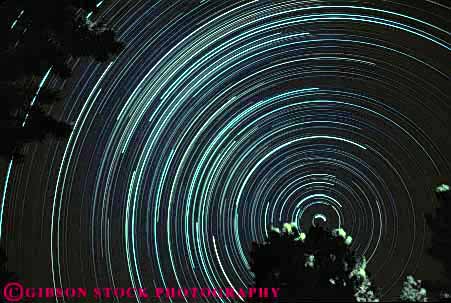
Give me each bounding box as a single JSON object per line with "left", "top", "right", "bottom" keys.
{"left": 0, "top": 0, "right": 124, "bottom": 159}
{"left": 425, "top": 184, "right": 451, "bottom": 283}
{"left": 422, "top": 184, "right": 451, "bottom": 301}
{"left": 399, "top": 275, "right": 427, "bottom": 302}
{"left": 248, "top": 223, "right": 379, "bottom": 302}
{"left": 0, "top": 247, "right": 18, "bottom": 303}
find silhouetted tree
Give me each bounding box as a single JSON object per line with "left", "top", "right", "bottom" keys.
{"left": 0, "top": 247, "right": 18, "bottom": 303}
{"left": 425, "top": 184, "right": 451, "bottom": 284}
{"left": 0, "top": 0, "right": 124, "bottom": 159}
{"left": 3, "top": 0, "right": 124, "bottom": 77}
{"left": 400, "top": 276, "right": 428, "bottom": 302}
{"left": 420, "top": 184, "right": 451, "bottom": 301}
{"left": 249, "top": 223, "right": 379, "bottom": 302}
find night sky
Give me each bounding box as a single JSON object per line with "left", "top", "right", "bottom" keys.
{"left": 1, "top": 0, "right": 450, "bottom": 301}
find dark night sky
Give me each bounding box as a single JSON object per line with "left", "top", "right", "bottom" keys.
{"left": 1, "top": 0, "right": 450, "bottom": 301}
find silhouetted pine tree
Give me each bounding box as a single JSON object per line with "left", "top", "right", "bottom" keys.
{"left": 425, "top": 184, "right": 451, "bottom": 288}
{"left": 400, "top": 275, "right": 428, "bottom": 302}
{"left": 248, "top": 223, "right": 379, "bottom": 302}
{"left": 0, "top": 0, "right": 124, "bottom": 159}
{"left": 0, "top": 247, "right": 18, "bottom": 303}
{"left": 5, "top": 0, "right": 124, "bottom": 76}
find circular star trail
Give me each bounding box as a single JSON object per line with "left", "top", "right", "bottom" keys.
{"left": 2, "top": 0, "right": 450, "bottom": 301}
